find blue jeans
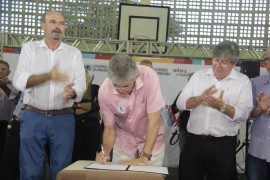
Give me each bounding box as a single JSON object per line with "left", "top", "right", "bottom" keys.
{"left": 20, "top": 110, "right": 75, "bottom": 180}
{"left": 247, "top": 153, "right": 270, "bottom": 180}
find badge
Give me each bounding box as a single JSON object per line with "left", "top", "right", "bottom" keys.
{"left": 119, "top": 106, "right": 126, "bottom": 113}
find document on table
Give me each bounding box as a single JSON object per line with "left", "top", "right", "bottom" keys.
{"left": 85, "top": 162, "right": 168, "bottom": 175}
{"left": 85, "top": 162, "right": 128, "bottom": 171}
{"left": 128, "top": 165, "right": 168, "bottom": 175}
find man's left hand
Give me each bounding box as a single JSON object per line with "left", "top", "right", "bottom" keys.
{"left": 0, "top": 77, "right": 8, "bottom": 88}
{"left": 120, "top": 156, "right": 148, "bottom": 166}
{"left": 202, "top": 89, "right": 225, "bottom": 110}
{"left": 63, "top": 82, "right": 77, "bottom": 101}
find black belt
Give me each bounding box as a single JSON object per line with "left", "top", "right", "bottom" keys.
{"left": 11, "top": 116, "right": 19, "bottom": 121}
{"left": 188, "top": 133, "right": 235, "bottom": 140}
{"left": 25, "top": 105, "right": 73, "bottom": 116}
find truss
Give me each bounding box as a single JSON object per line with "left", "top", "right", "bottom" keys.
{"left": 0, "top": 32, "right": 267, "bottom": 61}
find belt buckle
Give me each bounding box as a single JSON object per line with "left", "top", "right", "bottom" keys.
{"left": 202, "top": 135, "right": 209, "bottom": 139}
{"left": 45, "top": 110, "right": 53, "bottom": 116}
{"left": 7, "top": 122, "right": 13, "bottom": 130}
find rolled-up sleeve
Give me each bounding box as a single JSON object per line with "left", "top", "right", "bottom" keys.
{"left": 176, "top": 72, "right": 197, "bottom": 111}
{"left": 146, "top": 69, "right": 164, "bottom": 113}
{"left": 98, "top": 79, "right": 116, "bottom": 126}
{"left": 72, "top": 50, "right": 86, "bottom": 102}
{"left": 13, "top": 44, "right": 32, "bottom": 91}
{"left": 231, "top": 79, "right": 253, "bottom": 122}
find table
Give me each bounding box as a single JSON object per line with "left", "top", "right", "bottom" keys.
{"left": 56, "top": 160, "right": 166, "bottom": 180}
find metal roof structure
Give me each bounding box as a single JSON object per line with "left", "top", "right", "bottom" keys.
{"left": 0, "top": 32, "right": 267, "bottom": 61}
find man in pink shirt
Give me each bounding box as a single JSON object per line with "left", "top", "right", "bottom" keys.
{"left": 96, "top": 54, "right": 165, "bottom": 166}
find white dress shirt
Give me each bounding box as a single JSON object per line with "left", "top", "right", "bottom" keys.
{"left": 13, "top": 39, "right": 86, "bottom": 110}
{"left": 177, "top": 68, "right": 253, "bottom": 137}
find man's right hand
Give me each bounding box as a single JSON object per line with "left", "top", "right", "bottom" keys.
{"left": 0, "top": 76, "right": 8, "bottom": 88}
{"left": 49, "top": 65, "right": 68, "bottom": 82}
{"left": 95, "top": 151, "right": 110, "bottom": 164}
{"left": 26, "top": 65, "right": 68, "bottom": 88}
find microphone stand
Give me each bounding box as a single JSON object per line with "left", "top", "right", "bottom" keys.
{"left": 235, "top": 119, "right": 251, "bottom": 174}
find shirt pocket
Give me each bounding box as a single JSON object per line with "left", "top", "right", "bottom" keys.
{"left": 226, "top": 94, "right": 238, "bottom": 106}
{"left": 134, "top": 101, "right": 147, "bottom": 120}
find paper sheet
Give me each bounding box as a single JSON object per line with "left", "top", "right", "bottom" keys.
{"left": 128, "top": 165, "right": 168, "bottom": 175}
{"left": 85, "top": 162, "right": 128, "bottom": 171}
{"left": 85, "top": 161, "right": 168, "bottom": 175}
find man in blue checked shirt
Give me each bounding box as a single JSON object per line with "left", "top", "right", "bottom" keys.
{"left": 247, "top": 47, "right": 270, "bottom": 180}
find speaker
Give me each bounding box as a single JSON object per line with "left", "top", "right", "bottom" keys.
{"left": 240, "top": 61, "right": 260, "bottom": 79}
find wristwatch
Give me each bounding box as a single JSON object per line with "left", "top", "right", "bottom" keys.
{"left": 220, "top": 103, "right": 227, "bottom": 113}
{"left": 140, "top": 151, "right": 152, "bottom": 160}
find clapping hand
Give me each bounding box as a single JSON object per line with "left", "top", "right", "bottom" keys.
{"left": 63, "top": 82, "right": 77, "bottom": 101}
{"left": 0, "top": 76, "right": 8, "bottom": 88}
{"left": 50, "top": 65, "right": 68, "bottom": 82}
{"left": 201, "top": 85, "right": 225, "bottom": 110}
{"left": 256, "top": 92, "right": 270, "bottom": 115}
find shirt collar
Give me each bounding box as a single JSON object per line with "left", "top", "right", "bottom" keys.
{"left": 204, "top": 68, "right": 238, "bottom": 80}
{"left": 263, "top": 74, "right": 270, "bottom": 85}
{"left": 111, "top": 82, "right": 118, "bottom": 95}
{"left": 39, "top": 39, "right": 65, "bottom": 50}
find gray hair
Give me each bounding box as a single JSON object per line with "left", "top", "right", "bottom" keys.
{"left": 212, "top": 40, "right": 239, "bottom": 63}
{"left": 264, "top": 47, "right": 270, "bottom": 61}
{"left": 41, "top": 11, "right": 64, "bottom": 23}
{"left": 108, "top": 54, "right": 138, "bottom": 84}
{"left": 140, "top": 60, "right": 153, "bottom": 66}
{"left": 0, "top": 60, "right": 10, "bottom": 69}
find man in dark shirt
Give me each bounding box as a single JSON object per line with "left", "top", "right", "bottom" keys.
{"left": 0, "top": 59, "right": 19, "bottom": 165}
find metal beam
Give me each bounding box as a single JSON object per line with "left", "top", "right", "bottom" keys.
{"left": 0, "top": 32, "right": 268, "bottom": 60}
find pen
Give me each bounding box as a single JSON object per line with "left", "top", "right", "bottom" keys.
{"left": 101, "top": 144, "right": 104, "bottom": 154}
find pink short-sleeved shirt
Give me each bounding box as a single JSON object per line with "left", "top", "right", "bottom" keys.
{"left": 99, "top": 65, "right": 165, "bottom": 156}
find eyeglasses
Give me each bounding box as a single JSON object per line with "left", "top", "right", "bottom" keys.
{"left": 212, "top": 58, "right": 233, "bottom": 66}
{"left": 264, "top": 57, "right": 270, "bottom": 61}
{"left": 113, "top": 81, "right": 135, "bottom": 90}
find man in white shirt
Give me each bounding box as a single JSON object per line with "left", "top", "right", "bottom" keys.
{"left": 13, "top": 11, "right": 86, "bottom": 180}
{"left": 177, "top": 40, "right": 253, "bottom": 180}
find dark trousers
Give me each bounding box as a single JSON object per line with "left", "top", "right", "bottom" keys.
{"left": 179, "top": 133, "right": 237, "bottom": 180}
{"left": 72, "top": 118, "right": 102, "bottom": 162}
{"left": 0, "top": 119, "right": 51, "bottom": 180}
{"left": 0, "top": 120, "right": 20, "bottom": 180}
{"left": 247, "top": 153, "right": 270, "bottom": 180}
{"left": 0, "top": 121, "right": 8, "bottom": 163}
